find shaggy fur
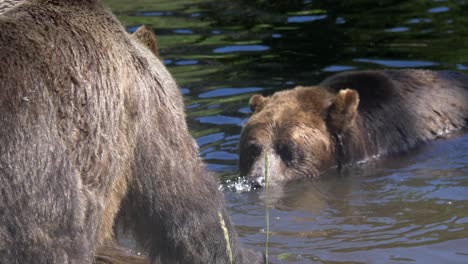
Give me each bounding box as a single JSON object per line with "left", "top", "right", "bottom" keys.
{"left": 240, "top": 70, "right": 468, "bottom": 185}
{"left": 0, "top": 0, "right": 21, "bottom": 13}
{"left": 0, "top": 0, "right": 263, "bottom": 263}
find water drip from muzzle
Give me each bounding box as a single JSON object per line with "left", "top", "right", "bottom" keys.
{"left": 333, "top": 132, "right": 345, "bottom": 170}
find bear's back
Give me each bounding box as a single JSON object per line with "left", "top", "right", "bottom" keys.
{"left": 321, "top": 70, "right": 468, "bottom": 111}
{"left": 321, "top": 69, "right": 468, "bottom": 154}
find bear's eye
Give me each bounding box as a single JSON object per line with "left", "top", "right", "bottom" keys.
{"left": 247, "top": 142, "right": 262, "bottom": 160}
{"left": 276, "top": 143, "right": 296, "bottom": 165}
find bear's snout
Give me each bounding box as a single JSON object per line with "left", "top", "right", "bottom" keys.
{"left": 244, "top": 151, "right": 283, "bottom": 188}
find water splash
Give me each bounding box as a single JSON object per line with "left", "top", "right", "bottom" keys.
{"left": 222, "top": 177, "right": 262, "bottom": 192}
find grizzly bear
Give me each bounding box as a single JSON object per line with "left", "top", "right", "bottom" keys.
{"left": 240, "top": 70, "right": 468, "bottom": 186}
{"left": 0, "top": 0, "right": 263, "bottom": 263}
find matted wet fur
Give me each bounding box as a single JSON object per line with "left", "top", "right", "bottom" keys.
{"left": 240, "top": 70, "right": 468, "bottom": 185}
{"left": 0, "top": 0, "right": 21, "bottom": 13}
{"left": 94, "top": 243, "right": 150, "bottom": 264}
{"left": 0, "top": 0, "right": 263, "bottom": 263}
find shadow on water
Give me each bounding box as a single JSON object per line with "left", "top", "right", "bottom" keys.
{"left": 105, "top": 0, "right": 468, "bottom": 262}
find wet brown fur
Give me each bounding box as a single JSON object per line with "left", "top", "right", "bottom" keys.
{"left": 0, "top": 0, "right": 263, "bottom": 263}
{"left": 240, "top": 70, "right": 468, "bottom": 184}
{"left": 94, "top": 242, "right": 150, "bottom": 264}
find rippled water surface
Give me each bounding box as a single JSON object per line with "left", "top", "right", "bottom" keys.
{"left": 106, "top": 0, "right": 468, "bottom": 262}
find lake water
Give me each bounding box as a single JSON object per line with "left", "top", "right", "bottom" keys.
{"left": 106, "top": 0, "right": 468, "bottom": 263}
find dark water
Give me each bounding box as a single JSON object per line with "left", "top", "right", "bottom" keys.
{"left": 106, "top": 0, "right": 468, "bottom": 262}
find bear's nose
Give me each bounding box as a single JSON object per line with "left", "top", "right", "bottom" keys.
{"left": 250, "top": 176, "right": 265, "bottom": 189}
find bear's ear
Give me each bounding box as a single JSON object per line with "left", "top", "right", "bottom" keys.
{"left": 327, "top": 88, "right": 359, "bottom": 133}
{"left": 249, "top": 94, "right": 267, "bottom": 113}
{"left": 132, "top": 25, "right": 160, "bottom": 59}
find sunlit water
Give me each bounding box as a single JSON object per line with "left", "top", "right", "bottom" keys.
{"left": 106, "top": 0, "right": 468, "bottom": 262}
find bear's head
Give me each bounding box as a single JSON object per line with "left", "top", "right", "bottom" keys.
{"left": 239, "top": 86, "right": 359, "bottom": 186}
